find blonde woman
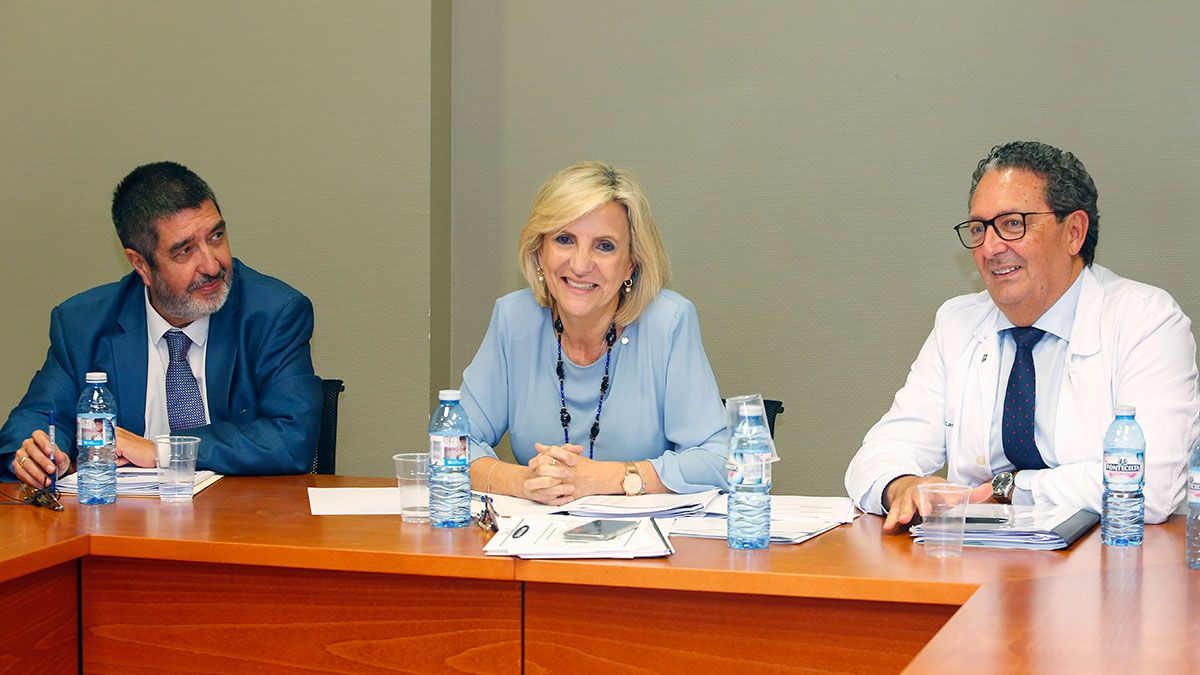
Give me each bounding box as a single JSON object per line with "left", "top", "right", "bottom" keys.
{"left": 463, "top": 161, "right": 727, "bottom": 505}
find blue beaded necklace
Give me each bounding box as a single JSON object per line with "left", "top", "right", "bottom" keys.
{"left": 554, "top": 316, "right": 616, "bottom": 460}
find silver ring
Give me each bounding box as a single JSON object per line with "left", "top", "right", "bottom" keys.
{"left": 550, "top": 458, "right": 557, "bottom": 466}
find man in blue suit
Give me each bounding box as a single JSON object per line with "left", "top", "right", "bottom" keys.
{"left": 2, "top": 161, "right": 321, "bottom": 487}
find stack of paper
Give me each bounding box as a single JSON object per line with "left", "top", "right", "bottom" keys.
{"left": 670, "top": 495, "right": 858, "bottom": 544}
{"left": 562, "top": 489, "right": 722, "bottom": 518}
{"left": 59, "top": 466, "right": 221, "bottom": 497}
{"left": 667, "top": 517, "right": 843, "bottom": 544}
{"left": 910, "top": 504, "right": 1099, "bottom": 550}
{"left": 482, "top": 515, "right": 673, "bottom": 559}
{"left": 476, "top": 489, "right": 722, "bottom": 520}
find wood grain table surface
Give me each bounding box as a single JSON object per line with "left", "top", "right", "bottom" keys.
{"left": 1, "top": 475, "right": 1195, "bottom": 673}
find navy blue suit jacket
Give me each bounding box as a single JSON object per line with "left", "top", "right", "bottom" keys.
{"left": 1, "top": 259, "right": 322, "bottom": 477}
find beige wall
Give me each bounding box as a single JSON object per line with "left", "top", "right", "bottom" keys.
{"left": 451, "top": 2, "right": 1200, "bottom": 496}
{"left": 0, "top": 1, "right": 434, "bottom": 476}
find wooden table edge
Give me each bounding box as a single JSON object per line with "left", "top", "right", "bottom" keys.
{"left": 0, "top": 536, "right": 90, "bottom": 584}
{"left": 514, "top": 560, "right": 977, "bottom": 605}
{"left": 86, "top": 533, "right": 517, "bottom": 580}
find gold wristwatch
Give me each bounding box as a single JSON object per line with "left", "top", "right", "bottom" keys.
{"left": 622, "top": 461, "right": 645, "bottom": 496}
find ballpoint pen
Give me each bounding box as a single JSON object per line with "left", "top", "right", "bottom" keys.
{"left": 47, "top": 411, "right": 57, "bottom": 491}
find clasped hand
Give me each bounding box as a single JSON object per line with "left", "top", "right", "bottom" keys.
{"left": 522, "top": 442, "right": 616, "bottom": 505}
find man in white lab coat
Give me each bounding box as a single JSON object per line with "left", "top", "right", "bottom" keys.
{"left": 845, "top": 141, "right": 1200, "bottom": 532}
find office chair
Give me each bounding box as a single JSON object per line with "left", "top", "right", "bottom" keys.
{"left": 312, "top": 378, "right": 345, "bottom": 475}
{"left": 721, "top": 398, "right": 785, "bottom": 437}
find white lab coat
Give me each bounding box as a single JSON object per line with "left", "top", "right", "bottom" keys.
{"left": 846, "top": 265, "right": 1200, "bottom": 523}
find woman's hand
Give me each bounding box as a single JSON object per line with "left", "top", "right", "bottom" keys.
{"left": 531, "top": 443, "right": 624, "bottom": 500}
{"left": 520, "top": 443, "right": 583, "bottom": 505}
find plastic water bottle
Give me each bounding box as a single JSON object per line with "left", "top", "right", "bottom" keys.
{"left": 428, "top": 389, "right": 471, "bottom": 528}
{"left": 1101, "top": 405, "right": 1144, "bottom": 547}
{"left": 77, "top": 372, "right": 118, "bottom": 505}
{"left": 1187, "top": 436, "right": 1200, "bottom": 569}
{"left": 727, "top": 402, "right": 773, "bottom": 549}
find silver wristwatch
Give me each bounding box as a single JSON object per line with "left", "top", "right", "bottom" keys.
{"left": 991, "top": 471, "right": 1016, "bottom": 504}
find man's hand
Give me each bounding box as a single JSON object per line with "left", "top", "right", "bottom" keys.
{"left": 882, "top": 475, "right": 949, "bottom": 533}
{"left": 115, "top": 427, "right": 156, "bottom": 467}
{"left": 970, "top": 480, "right": 996, "bottom": 504}
{"left": 10, "top": 430, "right": 71, "bottom": 489}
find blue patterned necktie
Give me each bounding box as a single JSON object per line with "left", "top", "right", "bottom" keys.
{"left": 164, "top": 330, "right": 206, "bottom": 432}
{"left": 1002, "top": 327, "right": 1049, "bottom": 470}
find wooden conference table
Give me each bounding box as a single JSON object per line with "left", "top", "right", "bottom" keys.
{"left": 1, "top": 475, "right": 1197, "bottom": 673}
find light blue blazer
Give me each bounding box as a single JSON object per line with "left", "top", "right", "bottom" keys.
{"left": 461, "top": 288, "right": 729, "bottom": 493}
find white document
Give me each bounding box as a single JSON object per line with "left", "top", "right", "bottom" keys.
{"left": 669, "top": 494, "right": 858, "bottom": 545}
{"left": 564, "top": 489, "right": 722, "bottom": 518}
{"left": 483, "top": 515, "right": 674, "bottom": 559}
{"left": 308, "top": 487, "right": 403, "bottom": 515}
{"left": 58, "top": 466, "right": 221, "bottom": 497}
{"left": 473, "top": 492, "right": 560, "bottom": 518}
{"left": 476, "top": 488, "right": 722, "bottom": 519}
{"left": 704, "top": 494, "right": 857, "bottom": 522}
{"left": 668, "top": 516, "right": 843, "bottom": 544}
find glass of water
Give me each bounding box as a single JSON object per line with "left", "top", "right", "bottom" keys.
{"left": 393, "top": 452, "right": 430, "bottom": 524}
{"left": 154, "top": 436, "right": 200, "bottom": 503}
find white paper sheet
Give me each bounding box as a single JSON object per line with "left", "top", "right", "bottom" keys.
{"left": 307, "top": 487, "right": 403, "bottom": 515}
{"left": 483, "top": 515, "right": 674, "bottom": 559}
{"left": 477, "top": 488, "right": 722, "bottom": 519}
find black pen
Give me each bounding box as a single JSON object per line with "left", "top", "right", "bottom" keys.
{"left": 649, "top": 517, "right": 670, "bottom": 550}
{"left": 965, "top": 517, "right": 1009, "bottom": 524}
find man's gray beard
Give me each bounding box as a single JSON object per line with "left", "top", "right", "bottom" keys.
{"left": 151, "top": 266, "right": 233, "bottom": 323}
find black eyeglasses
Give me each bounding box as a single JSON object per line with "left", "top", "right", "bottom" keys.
{"left": 953, "top": 211, "right": 1061, "bottom": 249}
{"left": 0, "top": 485, "right": 63, "bottom": 511}
{"left": 474, "top": 494, "right": 500, "bottom": 533}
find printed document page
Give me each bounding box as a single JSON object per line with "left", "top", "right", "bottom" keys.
{"left": 483, "top": 515, "right": 673, "bottom": 559}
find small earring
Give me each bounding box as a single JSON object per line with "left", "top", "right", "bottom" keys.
{"left": 623, "top": 278, "right": 633, "bottom": 293}
{"left": 537, "top": 266, "right": 545, "bottom": 283}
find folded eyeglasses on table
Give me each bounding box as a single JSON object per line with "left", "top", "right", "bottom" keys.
{"left": 0, "top": 485, "right": 64, "bottom": 511}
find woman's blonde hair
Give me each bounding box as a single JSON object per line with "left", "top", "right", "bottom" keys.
{"left": 517, "top": 161, "right": 670, "bottom": 326}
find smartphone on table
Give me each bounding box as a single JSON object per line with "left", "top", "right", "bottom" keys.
{"left": 562, "top": 519, "right": 639, "bottom": 541}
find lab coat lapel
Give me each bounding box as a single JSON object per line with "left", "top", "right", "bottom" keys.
{"left": 973, "top": 312, "right": 1003, "bottom": 469}
{"left": 1055, "top": 267, "right": 1103, "bottom": 458}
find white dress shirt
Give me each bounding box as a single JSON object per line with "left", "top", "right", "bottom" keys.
{"left": 144, "top": 289, "right": 211, "bottom": 439}
{"left": 988, "top": 271, "right": 1084, "bottom": 504}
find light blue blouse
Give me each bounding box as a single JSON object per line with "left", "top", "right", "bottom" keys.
{"left": 460, "top": 288, "right": 728, "bottom": 493}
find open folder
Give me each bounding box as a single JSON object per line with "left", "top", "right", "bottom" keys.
{"left": 483, "top": 516, "right": 674, "bottom": 559}
{"left": 910, "top": 504, "right": 1099, "bottom": 551}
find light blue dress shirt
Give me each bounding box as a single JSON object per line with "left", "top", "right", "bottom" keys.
{"left": 460, "top": 288, "right": 728, "bottom": 493}
{"left": 991, "top": 271, "right": 1085, "bottom": 503}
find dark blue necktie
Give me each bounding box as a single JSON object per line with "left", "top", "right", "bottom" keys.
{"left": 1002, "top": 327, "right": 1049, "bottom": 470}
{"left": 164, "top": 330, "right": 206, "bottom": 432}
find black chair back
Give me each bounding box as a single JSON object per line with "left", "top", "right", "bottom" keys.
{"left": 312, "top": 378, "right": 345, "bottom": 475}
